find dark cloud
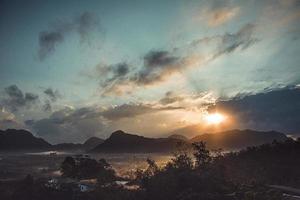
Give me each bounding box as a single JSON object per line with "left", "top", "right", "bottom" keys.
{"left": 38, "top": 11, "right": 100, "bottom": 60}
{"left": 159, "top": 91, "right": 184, "bottom": 105}
{"left": 144, "top": 51, "right": 179, "bottom": 68}
{"left": 100, "top": 63, "right": 130, "bottom": 87}
{"left": 101, "top": 104, "right": 156, "bottom": 120}
{"left": 192, "top": 23, "right": 258, "bottom": 59}
{"left": 44, "top": 88, "right": 61, "bottom": 102}
{"left": 26, "top": 102, "right": 182, "bottom": 142}
{"left": 38, "top": 31, "right": 64, "bottom": 60}
{"left": 1, "top": 85, "right": 39, "bottom": 111}
{"left": 98, "top": 23, "right": 258, "bottom": 95}
{"left": 75, "top": 12, "right": 99, "bottom": 43}
{"left": 43, "top": 100, "right": 52, "bottom": 112}
{"left": 27, "top": 106, "right": 106, "bottom": 144}
{"left": 215, "top": 23, "right": 258, "bottom": 57}
{"left": 209, "top": 86, "right": 300, "bottom": 135}
{"left": 101, "top": 103, "right": 183, "bottom": 120}
{"left": 130, "top": 50, "right": 183, "bottom": 85}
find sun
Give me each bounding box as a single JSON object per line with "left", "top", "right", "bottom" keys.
{"left": 205, "top": 113, "right": 226, "bottom": 125}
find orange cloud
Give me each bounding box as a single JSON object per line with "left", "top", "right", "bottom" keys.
{"left": 208, "top": 7, "right": 240, "bottom": 27}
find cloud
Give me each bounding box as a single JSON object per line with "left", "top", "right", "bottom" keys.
{"left": 208, "top": 7, "right": 240, "bottom": 27}
{"left": 195, "top": 0, "right": 239, "bottom": 27}
{"left": 27, "top": 106, "right": 107, "bottom": 143}
{"left": 159, "top": 91, "right": 185, "bottom": 105}
{"left": 130, "top": 50, "right": 183, "bottom": 85}
{"left": 1, "top": 85, "right": 39, "bottom": 111}
{"left": 44, "top": 88, "right": 61, "bottom": 102}
{"left": 0, "top": 106, "right": 24, "bottom": 130}
{"left": 144, "top": 51, "right": 179, "bottom": 67}
{"left": 97, "top": 23, "right": 258, "bottom": 96}
{"left": 38, "top": 11, "right": 100, "bottom": 60}
{"left": 157, "top": 91, "right": 216, "bottom": 112}
{"left": 38, "top": 31, "right": 64, "bottom": 60}
{"left": 75, "top": 12, "right": 100, "bottom": 43}
{"left": 100, "top": 63, "right": 130, "bottom": 87}
{"left": 218, "top": 23, "right": 258, "bottom": 55}
{"left": 42, "top": 100, "right": 52, "bottom": 112}
{"left": 26, "top": 102, "right": 183, "bottom": 142}
{"left": 208, "top": 86, "right": 300, "bottom": 135}
{"left": 100, "top": 103, "right": 182, "bottom": 120}
{"left": 101, "top": 104, "right": 155, "bottom": 120}
{"left": 192, "top": 23, "right": 258, "bottom": 59}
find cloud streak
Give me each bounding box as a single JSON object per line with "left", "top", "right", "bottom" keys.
{"left": 95, "top": 23, "right": 258, "bottom": 95}
{"left": 38, "top": 12, "right": 100, "bottom": 60}
{"left": 44, "top": 88, "right": 61, "bottom": 102}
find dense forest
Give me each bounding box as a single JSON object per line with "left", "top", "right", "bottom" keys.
{"left": 0, "top": 138, "right": 299, "bottom": 200}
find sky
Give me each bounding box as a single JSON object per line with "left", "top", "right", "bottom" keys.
{"left": 0, "top": 0, "right": 300, "bottom": 143}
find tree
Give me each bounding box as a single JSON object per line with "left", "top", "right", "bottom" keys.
{"left": 193, "top": 142, "right": 211, "bottom": 169}
{"left": 60, "top": 156, "right": 116, "bottom": 184}
{"left": 61, "top": 156, "right": 76, "bottom": 178}
{"left": 166, "top": 153, "right": 193, "bottom": 170}
{"left": 144, "top": 158, "right": 159, "bottom": 177}
{"left": 97, "top": 159, "right": 116, "bottom": 186}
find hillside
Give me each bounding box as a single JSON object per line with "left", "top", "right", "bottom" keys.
{"left": 190, "top": 129, "right": 288, "bottom": 150}
{"left": 0, "top": 129, "right": 51, "bottom": 151}
{"left": 52, "top": 137, "right": 104, "bottom": 151}
{"left": 83, "top": 136, "right": 104, "bottom": 150}
{"left": 168, "top": 134, "right": 188, "bottom": 141}
{"left": 90, "top": 130, "right": 187, "bottom": 153}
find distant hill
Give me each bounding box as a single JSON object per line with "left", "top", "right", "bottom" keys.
{"left": 190, "top": 129, "right": 288, "bottom": 150}
{"left": 52, "top": 137, "right": 104, "bottom": 151}
{"left": 90, "top": 130, "right": 188, "bottom": 153}
{"left": 52, "top": 143, "right": 83, "bottom": 151}
{"left": 0, "top": 129, "right": 104, "bottom": 152}
{"left": 0, "top": 129, "right": 51, "bottom": 151}
{"left": 168, "top": 124, "right": 204, "bottom": 138}
{"left": 0, "top": 129, "right": 289, "bottom": 152}
{"left": 83, "top": 136, "right": 104, "bottom": 150}
{"left": 168, "top": 134, "right": 188, "bottom": 141}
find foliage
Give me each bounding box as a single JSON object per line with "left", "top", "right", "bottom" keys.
{"left": 61, "top": 156, "right": 116, "bottom": 183}
{"left": 193, "top": 141, "right": 211, "bottom": 169}
{"left": 1, "top": 139, "right": 299, "bottom": 200}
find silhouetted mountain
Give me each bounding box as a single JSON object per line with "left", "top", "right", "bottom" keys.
{"left": 83, "top": 136, "right": 104, "bottom": 149}
{"left": 90, "top": 130, "right": 188, "bottom": 153}
{"left": 52, "top": 137, "right": 104, "bottom": 151}
{"left": 0, "top": 129, "right": 51, "bottom": 151}
{"left": 190, "top": 129, "right": 288, "bottom": 150}
{"left": 168, "top": 124, "right": 204, "bottom": 138}
{"left": 168, "top": 134, "right": 188, "bottom": 141}
{"left": 52, "top": 143, "right": 83, "bottom": 151}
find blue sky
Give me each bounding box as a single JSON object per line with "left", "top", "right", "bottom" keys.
{"left": 0, "top": 0, "right": 300, "bottom": 143}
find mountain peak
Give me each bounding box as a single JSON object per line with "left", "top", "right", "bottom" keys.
{"left": 0, "top": 129, "right": 51, "bottom": 151}
{"left": 110, "top": 130, "right": 126, "bottom": 136}
{"left": 90, "top": 130, "right": 189, "bottom": 153}
{"left": 83, "top": 136, "right": 104, "bottom": 149}
{"left": 168, "top": 134, "right": 188, "bottom": 141}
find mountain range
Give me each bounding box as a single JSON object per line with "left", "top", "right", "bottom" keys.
{"left": 0, "top": 128, "right": 289, "bottom": 152}
{"left": 0, "top": 129, "right": 104, "bottom": 152}
{"left": 90, "top": 130, "right": 186, "bottom": 153}
{"left": 53, "top": 137, "right": 104, "bottom": 151}
{"left": 190, "top": 129, "right": 288, "bottom": 150}
{"left": 0, "top": 129, "right": 51, "bottom": 151}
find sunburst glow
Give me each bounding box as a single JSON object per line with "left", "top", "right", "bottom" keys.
{"left": 205, "top": 113, "right": 226, "bottom": 125}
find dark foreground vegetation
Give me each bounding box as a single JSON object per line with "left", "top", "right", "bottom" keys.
{"left": 0, "top": 138, "right": 299, "bottom": 200}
